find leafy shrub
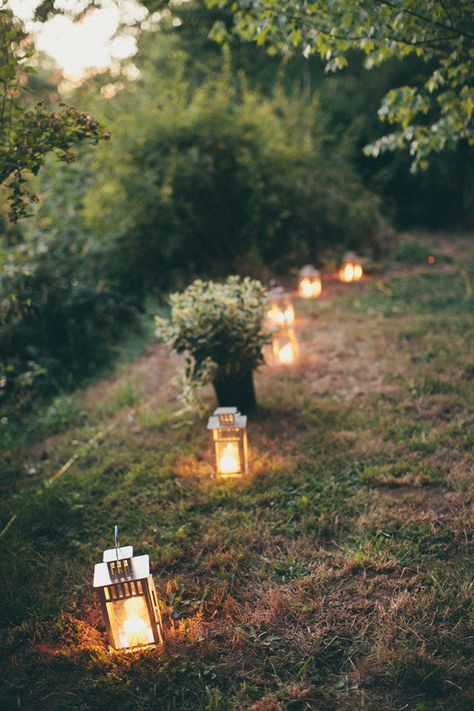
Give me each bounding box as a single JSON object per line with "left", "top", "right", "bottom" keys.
{"left": 0, "top": 162, "right": 139, "bottom": 418}
{"left": 155, "top": 276, "right": 270, "bottom": 406}
{"left": 42, "top": 393, "right": 82, "bottom": 432}
{"left": 95, "top": 63, "right": 387, "bottom": 293}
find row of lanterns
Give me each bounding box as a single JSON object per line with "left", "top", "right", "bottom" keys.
{"left": 297, "top": 252, "right": 364, "bottom": 299}
{"left": 93, "top": 408, "right": 248, "bottom": 652}
{"left": 92, "top": 253, "right": 365, "bottom": 652}
{"left": 268, "top": 253, "right": 364, "bottom": 366}
{"left": 94, "top": 407, "right": 249, "bottom": 651}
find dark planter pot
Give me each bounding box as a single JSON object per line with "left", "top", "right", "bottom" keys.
{"left": 213, "top": 371, "right": 257, "bottom": 412}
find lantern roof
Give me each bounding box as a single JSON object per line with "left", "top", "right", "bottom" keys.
{"left": 299, "top": 264, "right": 320, "bottom": 277}
{"left": 342, "top": 251, "right": 362, "bottom": 262}
{"left": 93, "top": 549, "right": 151, "bottom": 589}
{"left": 103, "top": 545, "right": 133, "bottom": 562}
{"left": 207, "top": 406, "right": 247, "bottom": 431}
{"left": 268, "top": 286, "right": 291, "bottom": 301}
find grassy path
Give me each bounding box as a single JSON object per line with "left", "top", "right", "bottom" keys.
{"left": 1, "top": 235, "right": 473, "bottom": 710}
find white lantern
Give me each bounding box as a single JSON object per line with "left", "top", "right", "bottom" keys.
{"left": 339, "top": 252, "right": 363, "bottom": 282}
{"left": 93, "top": 528, "right": 163, "bottom": 651}
{"left": 270, "top": 327, "right": 299, "bottom": 366}
{"left": 207, "top": 407, "right": 248, "bottom": 477}
{"left": 267, "top": 286, "right": 295, "bottom": 328}
{"left": 298, "top": 265, "right": 322, "bottom": 298}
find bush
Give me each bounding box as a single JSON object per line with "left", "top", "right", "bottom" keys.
{"left": 0, "top": 162, "right": 139, "bottom": 418}
{"left": 155, "top": 276, "right": 270, "bottom": 407}
{"left": 99, "top": 63, "right": 387, "bottom": 293}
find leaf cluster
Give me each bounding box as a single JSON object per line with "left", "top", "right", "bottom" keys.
{"left": 0, "top": 2, "right": 109, "bottom": 221}
{"left": 208, "top": 0, "right": 474, "bottom": 168}
{"left": 155, "top": 275, "right": 270, "bottom": 395}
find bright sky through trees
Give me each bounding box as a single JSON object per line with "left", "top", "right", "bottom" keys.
{"left": 8, "top": 0, "right": 145, "bottom": 78}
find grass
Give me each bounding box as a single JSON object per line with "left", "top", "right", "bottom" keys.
{"left": 0, "top": 234, "right": 473, "bottom": 710}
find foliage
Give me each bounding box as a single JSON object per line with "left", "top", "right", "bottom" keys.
{"left": 155, "top": 276, "right": 270, "bottom": 406}
{"left": 208, "top": 0, "right": 474, "bottom": 169}
{"left": 0, "top": 1, "right": 108, "bottom": 221}
{"left": 93, "top": 58, "right": 385, "bottom": 291}
{"left": 0, "top": 160, "right": 138, "bottom": 418}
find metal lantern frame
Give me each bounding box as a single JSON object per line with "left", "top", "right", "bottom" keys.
{"left": 267, "top": 286, "right": 295, "bottom": 328}
{"left": 339, "top": 251, "right": 364, "bottom": 282}
{"left": 93, "top": 530, "right": 163, "bottom": 652}
{"left": 207, "top": 407, "right": 249, "bottom": 477}
{"left": 298, "top": 265, "right": 322, "bottom": 298}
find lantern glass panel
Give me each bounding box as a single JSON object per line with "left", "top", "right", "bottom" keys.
{"left": 271, "top": 328, "right": 299, "bottom": 365}
{"left": 215, "top": 439, "right": 241, "bottom": 475}
{"left": 94, "top": 544, "right": 163, "bottom": 652}
{"left": 339, "top": 254, "right": 363, "bottom": 282}
{"left": 267, "top": 294, "right": 295, "bottom": 327}
{"left": 106, "top": 594, "right": 154, "bottom": 650}
{"left": 298, "top": 267, "right": 322, "bottom": 298}
{"left": 208, "top": 407, "right": 248, "bottom": 477}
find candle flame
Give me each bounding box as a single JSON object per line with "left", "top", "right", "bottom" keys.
{"left": 340, "top": 262, "right": 363, "bottom": 282}
{"left": 268, "top": 304, "right": 295, "bottom": 326}
{"left": 299, "top": 278, "right": 321, "bottom": 298}
{"left": 278, "top": 342, "right": 295, "bottom": 363}
{"left": 219, "top": 442, "right": 240, "bottom": 474}
{"left": 284, "top": 306, "right": 295, "bottom": 324}
{"left": 118, "top": 597, "right": 152, "bottom": 648}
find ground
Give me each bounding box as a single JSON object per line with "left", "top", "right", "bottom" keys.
{"left": 0, "top": 233, "right": 473, "bottom": 711}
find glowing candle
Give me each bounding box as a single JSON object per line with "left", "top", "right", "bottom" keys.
{"left": 339, "top": 253, "right": 363, "bottom": 282}
{"left": 270, "top": 328, "right": 299, "bottom": 367}
{"left": 300, "top": 278, "right": 314, "bottom": 298}
{"left": 267, "top": 288, "right": 295, "bottom": 327}
{"left": 298, "top": 266, "right": 322, "bottom": 298}
{"left": 119, "top": 598, "right": 152, "bottom": 648}
{"left": 208, "top": 407, "right": 249, "bottom": 477}
{"left": 268, "top": 306, "right": 286, "bottom": 326}
{"left": 341, "top": 263, "right": 354, "bottom": 282}
{"left": 218, "top": 442, "right": 241, "bottom": 475}
{"left": 278, "top": 342, "right": 295, "bottom": 364}
{"left": 284, "top": 306, "right": 295, "bottom": 323}
{"left": 93, "top": 532, "right": 164, "bottom": 651}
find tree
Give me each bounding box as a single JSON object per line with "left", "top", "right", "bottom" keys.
{"left": 207, "top": 0, "right": 474, "bottom": 169}
{"left": 0, "top": 1, "right": 108, "bottom": 221}
{"left": 10, "top": 1, "right": 474, "bottom": 172}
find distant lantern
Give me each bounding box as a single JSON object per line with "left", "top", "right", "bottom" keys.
{"left": 93, "top": 527, "right": 163, "bottom": 652}
{"left": 207, "top": 407, "right": 248, "bottom": 477}
{"left": 339, "top": 252, "right": 363, "bottom": 283}
{"left": 298, "top": 265, "right": 322, "bottom": 299}
{"left": 270, "top": 327, "right": 299, "bottom": 366}
{"left": 267, "top": 286, "right": 295, "bottom": 328}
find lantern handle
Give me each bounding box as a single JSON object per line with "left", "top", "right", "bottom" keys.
{"left": 114, "top": 525, "right": 120, "bottom": 559}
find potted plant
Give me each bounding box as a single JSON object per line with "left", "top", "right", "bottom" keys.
{"left": 155, "top": 276, "right": 270, "bottom": 411}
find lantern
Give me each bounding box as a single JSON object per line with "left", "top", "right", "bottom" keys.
{"left": 270, "top": 327, "right": 299, "bottom": 366}
{"left": 93, "top": 527, "right": 163, "bottom": 651}
{"left": 207, "top": 407, "right": 248, "bottom": 477}
{"left": 267, "top": 286, "right": 295, "bottom": 328}
{"left": 339, "top": 252, "right": 363, "bottom": 282}
{"left": 298, "top": 265, "right": 322, "bottom": 299}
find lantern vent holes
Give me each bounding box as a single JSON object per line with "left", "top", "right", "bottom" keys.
{"left": 108, "top": 558, "right": 132, "bottom": 579}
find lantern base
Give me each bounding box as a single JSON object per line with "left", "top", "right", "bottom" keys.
{"left": 213, "top": 372, "right": 256, "bottom": 412}
{"left": 108, "top": 641, "right": 159, "bottom": 654}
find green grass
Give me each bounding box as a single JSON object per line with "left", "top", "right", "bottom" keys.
{"left": 0, "top": 235, "right": 473, "bottom": 710}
